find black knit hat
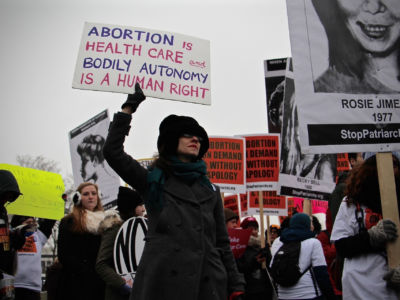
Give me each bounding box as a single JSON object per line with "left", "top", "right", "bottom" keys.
{"left": 224, "top": 208, "right": 239, "bottom": 223}
{"left": 0, "top": 170, "right": 22, "bottom": 202}
{"left": 157, "top": 114, "right": 209, "bottom": 159}
{"left": 117, "top": 186, "right": 143, "bottom": 215}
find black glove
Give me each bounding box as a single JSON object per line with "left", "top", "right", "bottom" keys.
{"left": 368, "top": 219, "right": 398, "bottom": 249}
{"left": 10, "top": 224, "right": 31, "bottom": 250}
{"left": 121, "top": 82, "right": 146, "bottom": 112}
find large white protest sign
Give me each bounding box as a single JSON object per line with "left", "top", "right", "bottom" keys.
{"left": 72, "top": 22, "right": 211, "bottom": 105}
{"left": 286, "top": 0, "right": 400, "bottom": 154}
{"left": 278, "top": 59, "right": 336, "bottom": 200}
{"left": 69, "top": 109, "right": 120, "bottom": 209}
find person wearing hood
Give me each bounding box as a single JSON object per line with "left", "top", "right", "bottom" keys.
{"left": 270, "top": 213, "right": 335, "bottom": 300}
{"left": 236, "top": 217, "right": 273, "bottom": 300}
{"left": 96, "top": 186, "right": 144, "bottom": 300}
{"left": 0, "top": 170, "right": 27, "bottom": 299}
{"left": 103, "top": 83, "right": 245, "bottom": 300}
{"left": 57, "top": 182, "right": 106, "bottom": 300}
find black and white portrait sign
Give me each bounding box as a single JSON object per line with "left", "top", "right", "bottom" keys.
{"left": 279, "top": 59, "right": 336, "bottom": 200}
{"left": 69, "top": 109, "right": 120, "bottom": 208}
{"left": 286, "top": 0, "right": 400, "bottom": 154}
{"left": 264, "top": 57, "right": 288, "bottom": 134}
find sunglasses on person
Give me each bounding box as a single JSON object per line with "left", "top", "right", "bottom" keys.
{"left": 181, "top": 133, "right": 203, "bottom": 143}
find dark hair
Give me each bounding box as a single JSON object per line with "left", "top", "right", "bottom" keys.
{"left": 345, "top": 154, "right": 400, "bottom": 214}
{"left": 77, "top": 134, "right": 105, "bottom": 164}
{"left": 312, "top": 216, "right": 322, "bottom": 235}
{"left": 347, "top": 153, "right": 358, "bottom": 163}
{"left": 312, "top": 0, "right": 400, "bottom": 81}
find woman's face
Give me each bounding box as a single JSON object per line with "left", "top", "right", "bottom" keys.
{"left": 80, "top": 185, "right": 98, "bottom": 211}
{"left": 337, "top": 0, "right": 400, "bottom": 53}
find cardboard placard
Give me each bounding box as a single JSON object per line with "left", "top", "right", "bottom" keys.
{"left": 247, "top": 191, "right": 287, "bottom": 216}
{"left": 1, "top": 164, "right": 65, "bottom": 220}
{"left": 73, "top": 22, "right": 211, "bottom": 105}
{"left": 203, "top": 137, "right": 246, "bottom": 193}
{"left": 242, "top": 134, "right": 280, "bottom": 191}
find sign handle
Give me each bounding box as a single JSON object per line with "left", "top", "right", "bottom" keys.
{"left": 266, "top": 215, "right": 271, "bottom": 246}
{"left": 376, "top": 152, "right": 400, "bottom": 269}
{"left": 258, "top": 191, "right": 267, "bottom": 269}
{"left": 303, "top": 198, "right": 312, "bottom": 215}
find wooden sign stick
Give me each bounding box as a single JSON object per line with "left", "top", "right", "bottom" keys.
{"left": 303, "top": 198, "right": 312, "bottom": 216}
{"left": 376, "top": 152, "right": 400, "bottom": 268}
{"left": 258, "top": 190, "right": 267, "bottom": 269}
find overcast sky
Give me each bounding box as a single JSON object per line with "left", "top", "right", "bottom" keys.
{"left": 0, "top": 0, "right": 291, "bottom": 178}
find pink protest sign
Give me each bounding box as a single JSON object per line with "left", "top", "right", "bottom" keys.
{"left": 228, "top": 228, "right": 252, "bottom": 259}
{"left": 73, "top": 22, "right": 211, "bottom": 105}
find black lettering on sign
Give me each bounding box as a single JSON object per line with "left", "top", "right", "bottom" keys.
{"left": 113, "top": 216, "right": 148, "bottom": 276}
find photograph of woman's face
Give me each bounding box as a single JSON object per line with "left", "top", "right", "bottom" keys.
{"left": 337, "top": 0, "right": 400, "bottom": 53}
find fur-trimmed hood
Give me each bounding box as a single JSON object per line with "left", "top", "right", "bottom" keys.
{"left": 248, "top": 235, "right": 261, "bottom": 248}
{"left": 98, "top": 209, "right": 123, "bottom": 234}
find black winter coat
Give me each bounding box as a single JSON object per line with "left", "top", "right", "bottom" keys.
{"left": 57, "top": 215, "right": 105, "bottom": 300}
{"left": 103, "top": 112, "right": 245, "bottom": 300}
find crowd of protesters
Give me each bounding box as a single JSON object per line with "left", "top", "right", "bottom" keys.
{"left": 1, "top": 83, "right": 400, "bottom": 300}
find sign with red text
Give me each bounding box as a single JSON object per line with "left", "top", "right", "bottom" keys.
{"left": 239, "top": 193, "right": 249, "bottom": 218}
{"left": 203, "top": 137, "right": 246, "bottom": 193}
{"left": 286, "top": 197, "right": 328, "bottom": 215}
{"left": 228, "top": 228, "right": 252, "bottom": 259}
{"left": 312, "top": 200, "right": 328, "bottom": 214}
{"left": 73, "top": 22, "right": 211, "bottom": 105}
{"left": 224, "top": 195, "right": 239, "bottom": 217}
{"left": 242, "top": 134, "right": 280, "bottom": 191}
{"left": 336, "top": 153, "right": 350, "bottom": 175}
{"left": 248, "top": 191, "right": 287, "bottom": 216}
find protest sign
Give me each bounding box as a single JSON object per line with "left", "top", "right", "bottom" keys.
{"left": 278, "top": 59, "right": 336, "bottom": 200}
{"left": 223, "top": 194, "right": 239, "bottom": 217}
{"left": 228, "top": 228, "right": 252, "bottom": 259}
{"left": 114, "top": 216, "right": 148, "bottom": 283}
{"left": 336, "top": 153, "right": 350, "bottom": 175}
{"left": 239, "top": 193, "right": 249, "bottom": 218}
{"left": 0, "top": 164, "right": 65, "bottom": 220}
{"left": 312, "top": 199, "right": 328, "bottom": 214}
{"left": 137, "top": 158, "right": 154, "bottom": 170}
{"left": 286, "top": 1, "right": 400, "bottom": 154}
{"left": 69, "top": 109, "right": 120, "bottom": 209}
{"left": 203, "top": 137, "right": 246, "bottom": 193}
{"left": 247, "top": 191, "right": 286, "bottom": 216}
{"left": 72, "top": 22, "right": 211, "bottom": 105}
{"left": 242, "top": 134, "right": 280, "bottom": 191}
{"left": 264, "top": 57, "right": 288, "bottom": 134}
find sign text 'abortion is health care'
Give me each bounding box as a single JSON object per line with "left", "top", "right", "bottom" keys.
{"left": 72, "top": 22, "right": 211, "bottom": 105}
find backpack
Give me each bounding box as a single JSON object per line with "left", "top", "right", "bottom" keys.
{"left": 270, "top": 241, "right": 310, "bottom": 287}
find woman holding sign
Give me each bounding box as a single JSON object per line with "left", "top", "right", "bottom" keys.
{"left": 331, "top": 155, "right": 400, "bottom": 299}
{"left": 312, "top": 0, "right": 400, "bottom": 93}
{"left": 103, "top": 83, "right": 245, "bottom": 300}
